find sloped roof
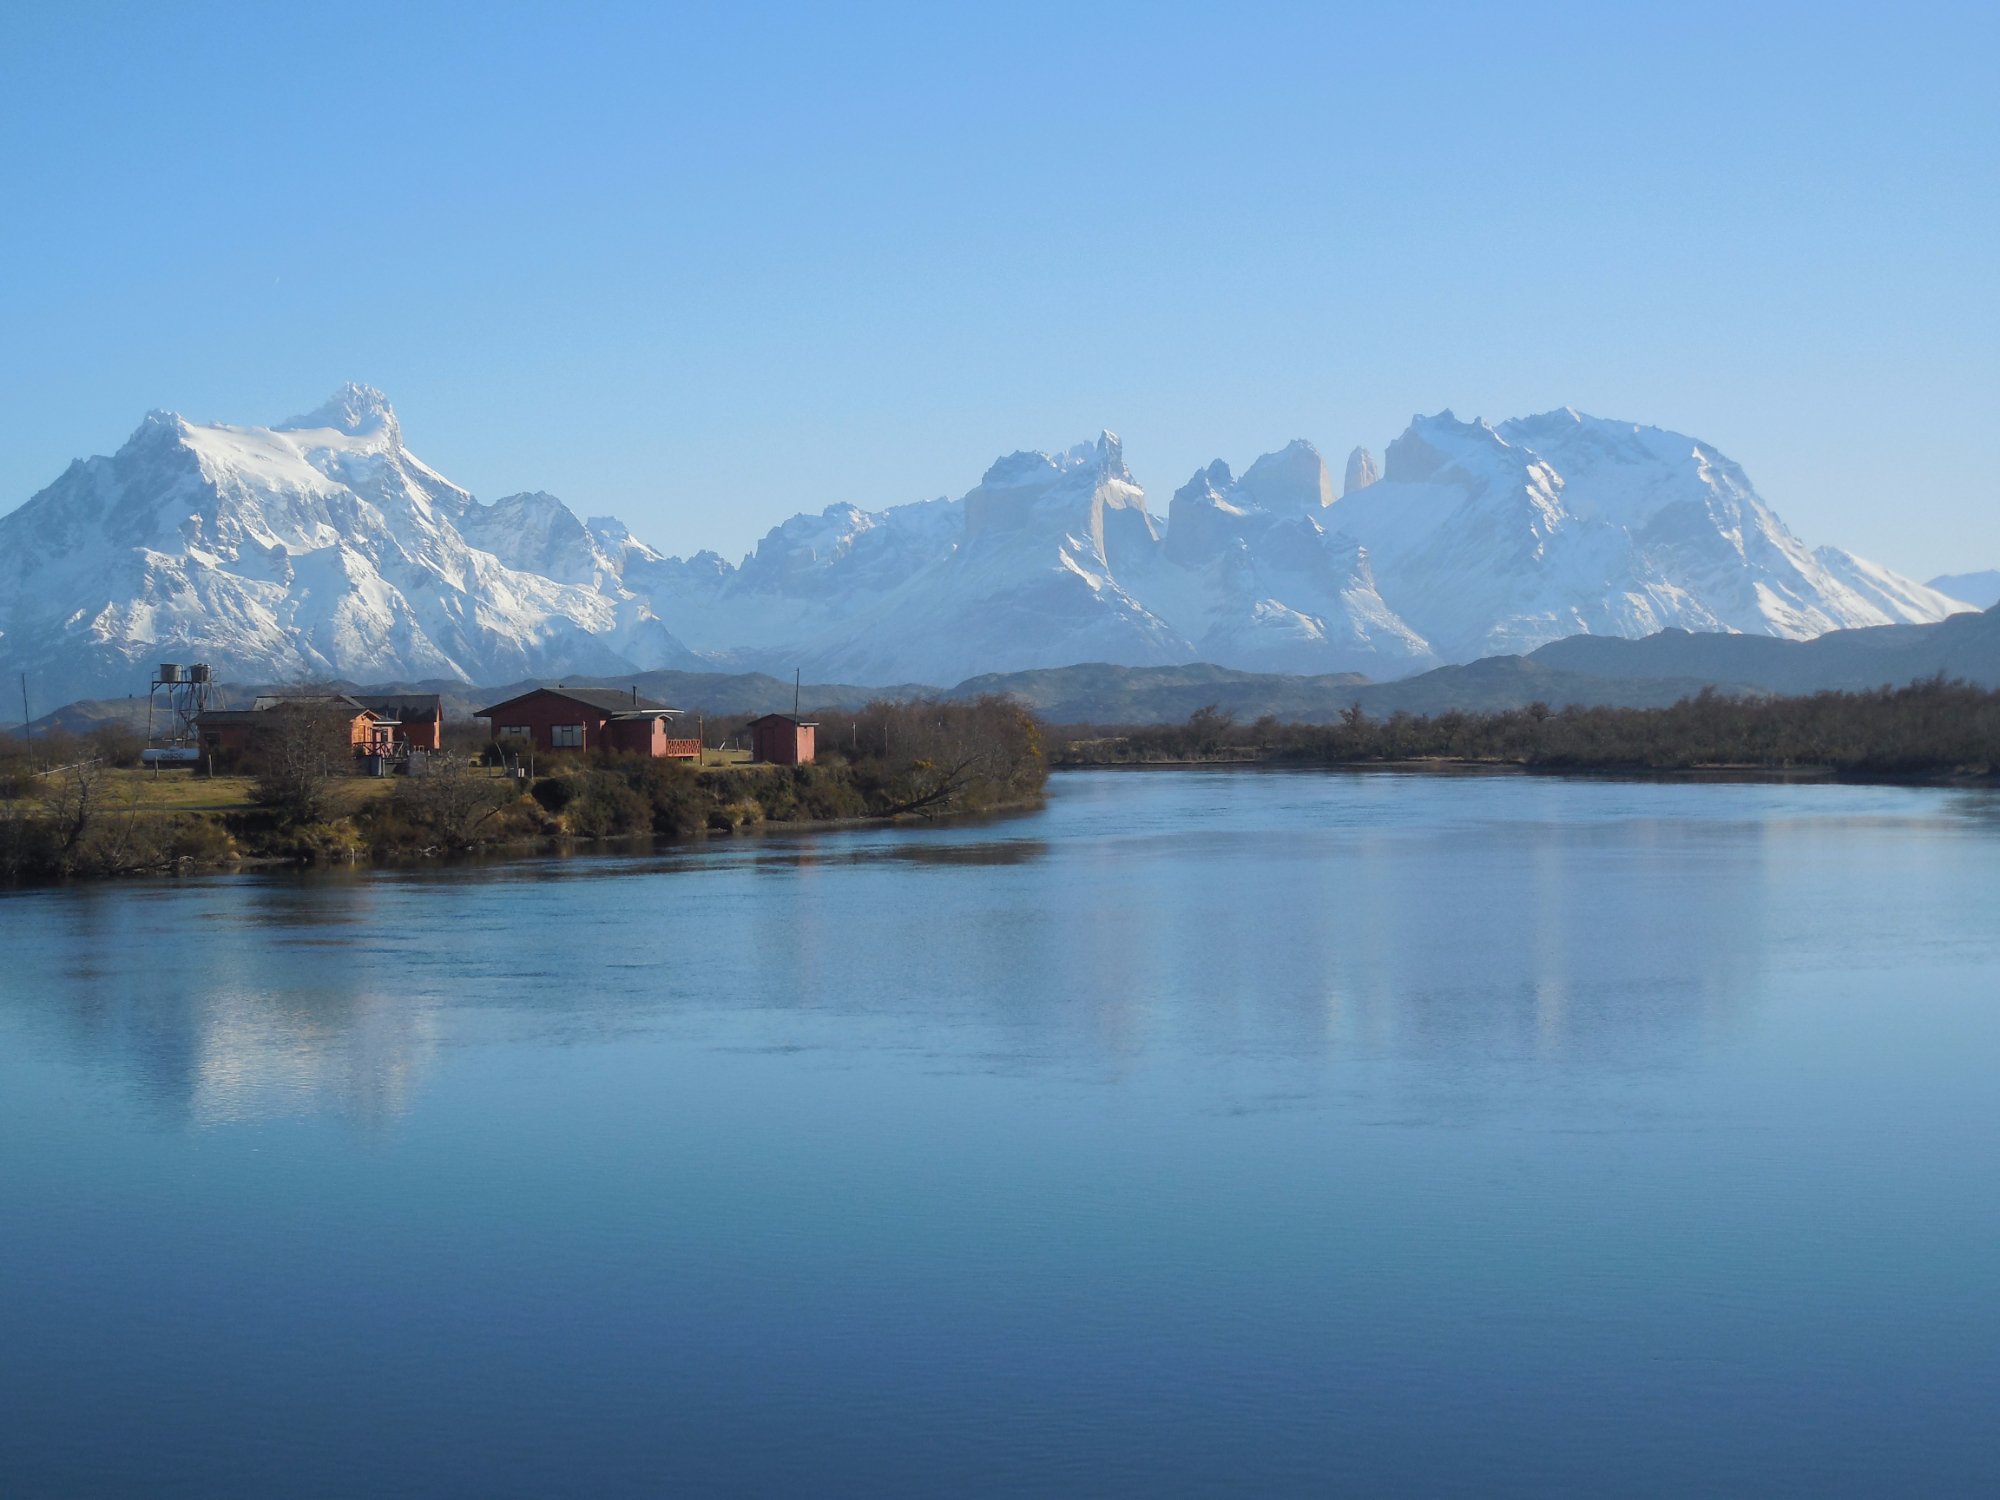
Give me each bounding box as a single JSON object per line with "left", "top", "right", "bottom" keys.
{"left": 241, "top": 694, "right": 379, "bottom": 716}
{"left": 476, "top": 685, "right": 676, "bottom": 717}
{"left": 353, "top": 693, "right": 443, "bottom": 719}
{"left": 199, "top": 695, "right": 380, "bottom": 724}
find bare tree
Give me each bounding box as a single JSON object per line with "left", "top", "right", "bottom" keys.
{"left": 396, "top": 757, "right": 510, "bottom": 849}
{"left": 39, "top": 759, "right": 102, "bottom": 856}
{"left": 250, "top": 693, "right": 355, "bottom": 825}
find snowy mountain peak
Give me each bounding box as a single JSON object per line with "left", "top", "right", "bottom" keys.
{"left": 0, "top": 391, "right": 1971, "bottom": 705}
{"left": 1054, "top": 429, "right": 1128, "bottom": 478}
{"left": 1095, "top": 428, "right": 1127, "bottom": 476}
{"left": 280, "top": 381, "right": 397, "bottom": 431}
{"left": 1383, "top": 408, "right": 1523, "bottom": 488}
{"left": 1237, "top": 440, "right": 1334, "bottom": 511}
{"left": 1343, "top": 446, "right": 1380, "bottom": 496}
{"left": 0, "top": 391, "right": 694, "bottom": 699}
{"left": 277, "top": 383, "right": 401, "bottom": 445}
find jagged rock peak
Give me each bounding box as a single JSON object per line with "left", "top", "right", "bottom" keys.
{"left": 1075, "top": 428, "right": 1128, "bottom": 478}
{"left": 118, "top": 409, "right": 195, "bottom": 453}
{"left": 1176, "top": 458, "right": 1234, "bottom": 499}
{"left": 1343, "top": 446, "right": 1380, "bottom": 496}
{"left": 982, "top": 429, "right": 1132, "bottom": 489}
{"left": 1237, "top": 439, "right": 1333, "bottom": 511}
{"left": 277, "top": 382, "right": 400, "bottom": 442}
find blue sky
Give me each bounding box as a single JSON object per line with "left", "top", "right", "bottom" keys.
{"left": 1, "top": 1, "right": 1994, "bottom": 577}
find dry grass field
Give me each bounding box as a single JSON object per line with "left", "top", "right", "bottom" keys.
{"left": 49, "top": 769, "right": 406, "bottom": 816}
{"left": 6, "top": 751, "right": 766, "bottom": 818}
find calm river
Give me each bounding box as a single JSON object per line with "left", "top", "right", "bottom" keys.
{"left": 2, "top": 769, "right": 1998, "bottom": 1497}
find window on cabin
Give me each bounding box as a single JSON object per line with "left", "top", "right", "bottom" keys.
{"left": 550, "top": 723, "right": 585, "bottom": 748}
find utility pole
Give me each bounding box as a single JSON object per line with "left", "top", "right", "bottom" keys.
{"left": 794, "top": 668, "right": 801, "bottom": 718}
{"left": 19, "top": 672, "right": 29, "bottom": 743}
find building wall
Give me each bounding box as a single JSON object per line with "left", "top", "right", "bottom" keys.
{"left": 486, "top": 691, "right": 610, "bottom": 753}
{"left": 201, "top": 709, "right": 377, "bottom": 757}
{"left": 601, "top": 716, "right": 659, "bottom": 756}
{"left": 604, "top": 718, "right": 697, "bottom": 758}
{"left": 484, "top": 690, "right": 690, "bottom": 758}
{"left": 750, "top": 719, "right": 815, "bottom": 765}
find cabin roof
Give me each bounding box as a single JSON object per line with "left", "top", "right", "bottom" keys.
{"left": 476, "top": 685, "right": 676, "bottom": 717}
{"left": 203, "top": 695, "right": 381, "bottom": 723}
{"left": 352, "top": 693, "right": 442, "bottom": 720}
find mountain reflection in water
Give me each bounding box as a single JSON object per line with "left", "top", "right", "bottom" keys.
{"left": 3, "top": 770, "right": 1999, "bottom": 1498}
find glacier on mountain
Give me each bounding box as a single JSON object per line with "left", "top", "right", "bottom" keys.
{"left": 0, "top": 385, "right": 693, "bottom": 701}
{"left": 0, "top": 386, "right": 1972, "bottom": 701}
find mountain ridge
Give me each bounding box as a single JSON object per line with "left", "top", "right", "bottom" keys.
{"left": 0, "top": 386, "right": 1973, "bottom": 705}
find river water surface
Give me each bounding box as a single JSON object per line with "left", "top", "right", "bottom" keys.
{"left": 3, "top": 769, "right": 1998, "bottom": 1497}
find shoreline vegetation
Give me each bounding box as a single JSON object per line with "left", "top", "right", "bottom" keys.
{"left": 6, "top": 677, "right": 1997, "bottom": 886}
{"left": 1053, "top": 678, "right": 2000, "bottom": 785}
{"left": 0, "top": 697, "right": 1046, "bottom": 885}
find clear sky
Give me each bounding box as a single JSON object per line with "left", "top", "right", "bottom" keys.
{"left": 1, "top": 1, "right": 1994, "bottom": 578}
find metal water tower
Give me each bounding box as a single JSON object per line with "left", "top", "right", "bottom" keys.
{"left": 143, "top": 662, "right": 213, "bottom": 766}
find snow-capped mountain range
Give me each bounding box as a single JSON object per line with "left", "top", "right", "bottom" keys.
{"left": 0, "top": 385, "right": 1976, "bottom": 701}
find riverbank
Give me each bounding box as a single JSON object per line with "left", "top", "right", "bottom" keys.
{"left": 1054, "top": 678, "right": 2000, "bottom": 785}
{"left": 0, "top": 697, "right": 1049, "bottom": 885}
{"left": 1051, "top": 756, "right": 2000, "bottom": 788}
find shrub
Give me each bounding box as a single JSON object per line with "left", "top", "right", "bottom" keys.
{"left": 559, "top": 772, "right": 652, "bottom": 839}
{"left": 163, "top": 817, "right": 237, "bottom": 866}
{"left": 612, "top": 756, "right": 710, "bottom": 837}
{"left": 247, "top": 699, "right": 356, "bottom": 825}
{"left": 708, "top": 798, "right": 765, "bottom": 832}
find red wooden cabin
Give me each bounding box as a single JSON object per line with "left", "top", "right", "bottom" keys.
{"left": 198, "top": 692, "right": 446, "bottom": 760}
{"left": 477, "top": 686, "right": 700, "bottom": 759}
{"left": 749, "top": 713, "right": 817, "bottom": 765}
{"left": 197, "top": 694, "right": 394, "bottom": 758}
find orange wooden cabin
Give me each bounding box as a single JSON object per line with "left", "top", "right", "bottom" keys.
{"left": 352, "top": 694, "right": 445, "bottom": 751}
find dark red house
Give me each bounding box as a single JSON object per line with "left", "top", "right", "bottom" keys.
{"left": 197, "top": 692, "right": 446, "bottom": 761}
{"left": 477, "top": 686, "right": 700, "bottom": 759}
{"left": 198, "top": 695, "right": 393, "bottom": 758}
{"left": 749, "top": 713, "right": 817, "bottom": 765}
